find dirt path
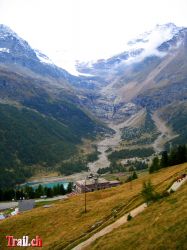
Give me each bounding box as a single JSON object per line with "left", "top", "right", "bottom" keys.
{"left": 72, "top": 203, "right": 147, "bottom": 250}
{"left": 72, "top": 174, "right": 187, "bottom": 250}
{"left": 152, "top": 111, "right": 177, "bottom": 152}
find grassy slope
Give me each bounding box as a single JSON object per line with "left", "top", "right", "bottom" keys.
{"left": 0, "top": 163, "right": 186, "bottom": 249}
{"left": 158, "top": 101, "right": 187, "bottom": 146}
{"left": 89, "top": 181, "right": 187, "bottom": 250}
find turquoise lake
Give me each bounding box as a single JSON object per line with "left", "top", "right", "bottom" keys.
{"left": 21, "top": 181, "right": 70, "bottom": 190}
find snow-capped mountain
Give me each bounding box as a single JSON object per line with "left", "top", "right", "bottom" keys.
{"left": 74, "top": 22, "right": 187, "bottom": 128}
{"left": 0, "top": 24, "right": 38, "bottom": 60}
{"left": 0, "top": 24, "right": 71, "bottom": 79}
{"left": 127, "top": 23, "right": 181, "bottom": 48}
{"left": 76, "top": 23, "right": 184, "bottom": 74}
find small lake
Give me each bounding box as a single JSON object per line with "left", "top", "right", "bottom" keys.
{"left": 20, "top": 181, "right": 70, "bottom": 190}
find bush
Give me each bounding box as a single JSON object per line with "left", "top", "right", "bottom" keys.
{"left": 141, "top": 180, "right": 155, "bottom": 203}
{"left": 127, "top": 213, "right": 132, "bottom": 221}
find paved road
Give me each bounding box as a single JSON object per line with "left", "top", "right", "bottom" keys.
{"left": 72, "top": 203, "right": 147, "bottom": 250}
{"left": 0, "top": 195, "right": 68, "bottom": 210}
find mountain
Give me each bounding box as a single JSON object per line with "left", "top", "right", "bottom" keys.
{"left": 76, "top": 23, "right": 187, "bottom": 145}
{"left": 76, "top": 23, "right": 182, "bottom": 79}
{"left": 0, "top": 24, "right": 70, "bottom": 79}
{"left": 0, "top": 25, "right": 106, "bottom": 188}
{"left": 1, "top": 23, "right": 187, "bottom": 188}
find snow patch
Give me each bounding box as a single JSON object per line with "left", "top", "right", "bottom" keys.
{"left": 0, "top": 48, "right": 10, "bottom": 53}
{"left": 35, "top": 50, "right": 54, "bottom": 65}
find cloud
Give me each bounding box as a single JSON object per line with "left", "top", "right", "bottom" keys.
{"left": 124, "top": 24, "right": 180, "bottom": 65}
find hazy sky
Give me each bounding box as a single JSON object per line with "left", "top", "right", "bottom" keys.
{"left": 0, "top": 0, "right": 187, "bottom": 72}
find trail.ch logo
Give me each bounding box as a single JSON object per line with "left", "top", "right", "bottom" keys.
{"left": 5, "top": 235, "right": 42, "bottom": 247}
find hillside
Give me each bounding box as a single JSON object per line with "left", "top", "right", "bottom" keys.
{"left": 88, "top": 179, "right": 187, "bottom": 250}
{"left": 158, "top": 101, "right": 187, "bottom": 146}
{"left": 121, "top": 109, "right": 159, "bottom": 146}
{"left": 0, "top": 163, "right": 186, "bottom": 249}
{"left": 0, "top": 67, "right": 103, "bottom": 188}
{"left": 0, "top": 25, "right": 107, "bottom": 188}
{"left": 0, "top": 103, "right": 80, "bottom": 189}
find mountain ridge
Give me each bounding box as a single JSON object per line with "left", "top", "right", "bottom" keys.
{"left": 0, "top": 24, "right": 107, "bottom": 188}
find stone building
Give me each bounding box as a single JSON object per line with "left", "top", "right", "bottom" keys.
{"left": 75, "top": 177, "right": 120, "bottom": 193}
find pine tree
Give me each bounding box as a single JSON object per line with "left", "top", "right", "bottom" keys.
{"left": 141, "top": 180, "right": 155, "bottom": 203}
{"left": 24, "top": 185, "right": 35, "bottom": 199}
{"left": 46, "top": 187, "right": 54, "bottom": 197}
{"left": 0, "top": 188, "right": 3, "bottom": 201}
{"left": 176, "top": 145, "right": 186, "bottom": 164}
{"left": 60, "top": 184, "right": 66, "bottom": 195}
{"left": 35, "top": 184, "right": 44, "bottom": 198}
{"left": 67, "top": 182, "right": 73, "bottom": 193}
{"left": 160, "top": 151, "right": 168, "bottom": 168}
{"left": 168, "top": 148, "right": 177, "bottom": 166}
{"left": 53, "top": 184, "right": 60, "bottom": 196}
{"left": 132, "top": 171, "right": 138, "bottom": 180}
{"left": 149, "top": 156, "right": 160, "bottom": 173}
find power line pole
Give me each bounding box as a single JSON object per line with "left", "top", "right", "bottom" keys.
{"left": 84, "top": 178, "right": 87, "bottom": 213}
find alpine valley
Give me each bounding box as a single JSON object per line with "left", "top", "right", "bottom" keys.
{"left": 0, "top": 23, "right": 187, "bottom": 189}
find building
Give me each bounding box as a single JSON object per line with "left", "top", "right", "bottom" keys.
{"left": 0, "top": 213, "right": 5, "bottom": 220}
{"left": 75, "top": 177, "right": 120, "bottom": 193}
{"left": 18, "top": 199, "right": 35, "bottom": 212}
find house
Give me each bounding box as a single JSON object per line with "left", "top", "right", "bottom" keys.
{"left": 0, "top": 213, "right": 5, "bottom": 220}
{"left": 75, "top": 177, "right": 121, "bottom": 193}
{"left": 18, "top": 199, "right": 35, "bottom": 212}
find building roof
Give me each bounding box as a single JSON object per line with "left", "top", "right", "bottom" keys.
{"left": 76, "top": 178, "right": 109, "bottom": 186}
{"left": 109, "top": 180, "right": 121, "bottom": 184}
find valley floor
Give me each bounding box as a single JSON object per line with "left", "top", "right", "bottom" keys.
{"left": 27, "top": 108, "right": 179, "bottom": 186}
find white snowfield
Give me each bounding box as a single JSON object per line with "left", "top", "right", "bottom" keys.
{"left": 168, "top": 175, "right": 187, "bottom": 192}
